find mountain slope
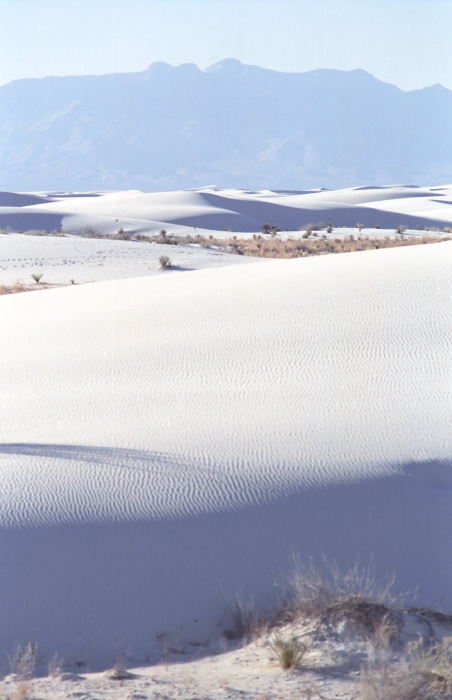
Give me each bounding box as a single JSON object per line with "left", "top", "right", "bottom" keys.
{"left": 0, "top": 59, "right": 451, "bottom": 191}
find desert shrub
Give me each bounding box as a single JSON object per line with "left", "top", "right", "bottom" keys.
{"left": 10, "top": 644, "right": 37, "bottom": 681}
{"left": 284, "top": 558, "right": 402, "bottom": 640}
{"left": 108, "top": 228, "right": 131, "bottom": 240}
{"left": 31, "top": 273, "right": 43, "bottom": 284}
{"left": 224, "top": 595, "right": 258, "bottom": 640}
{"left": 108, "top": 653, "right": 133, "bottom": 680}
{"left": 81, "top": 225, "right": 97, "bottom": 237}
{"left": 300, "top": 222, "right": 324, "bottom": 236}
{"left": 47, "top": 653, "right": 64, "bottom": 678}
{"left": 159, "top": 255, "right": 171, "bottom": 269}
{"left": 360, "top": 637, "right": 452, "bottom": 700}
{"left": 270, "top": 635, "right": 306, "bottom": 670}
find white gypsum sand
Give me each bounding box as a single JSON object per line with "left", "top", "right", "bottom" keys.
{"left": 0, "top": 231, "right": 264, "bottom": 286}
{"left": 0, "top": 183, "right": 451, "bottom": 235}
{"left": 0, "top": 224, "right": 451, "bottom": 675}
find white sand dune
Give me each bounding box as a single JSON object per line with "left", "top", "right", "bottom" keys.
{"left": 1, "top": 240, "right": 451, "bottom": 670}
{"left": 0, "top": 184, "right": 451, "bottom": 236}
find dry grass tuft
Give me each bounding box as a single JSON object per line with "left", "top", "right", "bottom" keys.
{"left": 0, "top": 281, "right": 52, "bottom": 295}
{"left": 159, "top": 255, "right": 172, "bottom": 269}
{"left": 270, "top": 634, "right": 306, "bottom": 670}
{"left": 0, "top": 282, "right": 26, "bottom": 295}
{"left": 47, "top": 653, "right": 64, "bottom": 678}
{"left": 360, "top": 637, "right": 452, "bottom": 700}
{"left": 108, "top": 653, "right": 134, "bottom": 680}
{"left": 136, "top": 230, "right": 452, "bottom": 259}
{"left": 283, "top": 558, "right": 402, "bottom": 642}
{"left": 224, "top": 595, "right": 260, "bottom": 640}
{"left": 219, "top": 233, "right": 451, "bottom": 259}
{"left": 10, "top": 644, "right": 37, "bottom": 682}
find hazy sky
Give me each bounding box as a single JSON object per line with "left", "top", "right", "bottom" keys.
{"left": 1, "top": 0, "right": 451, "bottom": 90}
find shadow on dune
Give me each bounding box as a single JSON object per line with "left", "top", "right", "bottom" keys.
{"left": 0, "top": 442, "right": 198, "bottom": 470}
{"left": 1, "top": 442, "right": 451, "bottom": 491}
{"left": 0, "top": 212, "right": 65, "bottom": 231}
{"left": 0, "top": 442, "right": 451, "bottom": 671}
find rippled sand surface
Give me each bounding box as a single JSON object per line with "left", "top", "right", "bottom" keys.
{"left": 0, "top": 241, "right": 451, "bottom": 669}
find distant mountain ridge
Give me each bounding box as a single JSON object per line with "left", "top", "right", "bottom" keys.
{"left": 0, "top": 58, "right": 451, "bottom": 191}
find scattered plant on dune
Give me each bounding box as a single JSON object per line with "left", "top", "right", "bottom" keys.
{"left": 360, "top": 637, "right": 452, "bottom": 700}
{"left": 47, "top": 653, "right": 64, "bottom": 678}
{"left": 81, "top": 225, "right": 98, "bottom": 237}
{"left": 108, "top": 653, "right": 133, "bottom": 680}
{"left": 106, "top": 228, "right": 133, "bottom": 241}
{"left": 0, "top": 281, "right": 35, "bottom": 295}
{"left": 30, "top": 273, "right": 43, "bottom": 284}
{"left": 158, "top": 255, "right": 172, "bottom": 269}
{"left": 270, "top": 634, "right": 306, "bottom": 670}
{"left": 10, "top": 643, "right": 37, "bottom": 681}
{"left": 283, "top": 557, "right": 403, "bottom": 641}
{"left": 224, "top": 594, "right": 260, "bottom": 640}
{"left": 218, "top": 233, "right": 451, "bottom": 258}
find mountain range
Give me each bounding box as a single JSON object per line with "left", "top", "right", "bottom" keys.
{"left": 0, "top": 58, "right": 451, "bottom": 192}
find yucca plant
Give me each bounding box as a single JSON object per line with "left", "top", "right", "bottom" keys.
{"left": 271, "top": 635, "right": 306, "bottom": 670}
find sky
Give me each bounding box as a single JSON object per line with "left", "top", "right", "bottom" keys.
{"left": 0, "top": 0, "right": 451, "bottom": 91}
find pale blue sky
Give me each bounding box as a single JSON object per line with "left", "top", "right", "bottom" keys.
{"left": 1, "top": 0, "right": 451, "bottom": 90}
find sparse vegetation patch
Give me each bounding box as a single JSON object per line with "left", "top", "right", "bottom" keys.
{"left": 270, "top": 634, "right": 306, "bottom": 670}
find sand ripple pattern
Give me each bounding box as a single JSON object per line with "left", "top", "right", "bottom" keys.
{"left": 1, "top": 242, "right": 451, "bottom": 528}
{"left": 1, "top": 443, "right": 451, "bottom": 528}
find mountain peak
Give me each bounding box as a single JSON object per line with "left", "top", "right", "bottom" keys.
{"left": 0, "top": 62, "right": 450, "bottom": 191}
{"left": 204, "top": 58, "right": 244, "bottom": 73}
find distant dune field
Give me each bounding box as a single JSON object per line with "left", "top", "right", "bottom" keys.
{"left": 0, "top": 183, "right": 451, "bottom": 236}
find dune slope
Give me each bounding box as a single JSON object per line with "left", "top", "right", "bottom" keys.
{"left": 0, "top": 243, "right": 451, "bottom": 670}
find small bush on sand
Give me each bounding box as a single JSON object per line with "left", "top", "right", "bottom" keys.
{"left": 224, "top": 595, "right": 259, "bottom": 640}
{"left": 10, "top": 644, "right": 37, "bottom": 681}
{"left": 108, "top": 653, "right": 133, "bottom": 680}
{"left": 159, "top": 255, "right": 171, "bottom": 269}
{"left": 270, "top": 635, "right": 306, "bottom": 670}
{"left": 47, "top": 653, "right": 64, "bottom": 678}
{"left": 360, "top": 637, "right": 452, "bottom": 700}
{"left": 31, "top": 273, "right": 43, "bottom": 284}
{"left": 81, "top": 225, "right": 97, "bottom": 237}
{"left": 284, "top": 558, "right": 402, "bottom": 641}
